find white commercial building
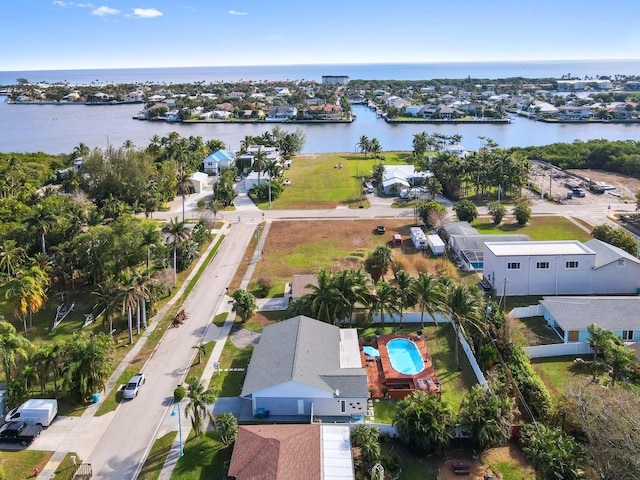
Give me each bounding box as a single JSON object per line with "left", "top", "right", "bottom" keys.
{"left": 482, "top": 239, "right": 640, "bottom": 296}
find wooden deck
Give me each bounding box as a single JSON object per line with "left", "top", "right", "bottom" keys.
{"left": 361, "top": 333, "right": 440, "bottom": 400}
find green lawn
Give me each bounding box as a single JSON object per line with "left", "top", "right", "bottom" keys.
{"left": 138, "top": 432, "right": 176, "bottom": 480}
{"left": 472, "top": 216, "right": 591, "bottom": 241}
{"left": 263, "top": 152, "right": 411, "bottom": 209}
{"left": 530, "top": 355, "right": 598, "bottom": 398}
{"left": 169, "top": 431, "right": 232, "bottom": 480}
{"left": 0, "top": 449, "right": 52, "bottom": 479}
{"left": 208, "top": 339, "right": 253, "bottom": 397}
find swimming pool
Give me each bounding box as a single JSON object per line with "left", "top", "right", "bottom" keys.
{"left": 387, "top": 338, "right": 424, "bottom": 375}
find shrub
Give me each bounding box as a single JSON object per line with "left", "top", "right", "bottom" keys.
{"left": 255, "top": 277, "right": 273, "bottom": 297}
{"left": 513, "top": 201, "right": 532, "bottom": 225}
{"left": 173, "top": 385, "right": 186, "bottom": 401}
{"left": 487, "top": 201, "right": 507, "bottom": 224}
{"left": 453, "top": 199, "right": 478, "bottom": 222}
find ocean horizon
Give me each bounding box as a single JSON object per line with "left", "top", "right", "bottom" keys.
{"left": 2, "top": 59, "right": 640, "bottom": 85}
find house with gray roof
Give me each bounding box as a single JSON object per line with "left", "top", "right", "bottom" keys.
{"left": 240, "top": 316, "right": 368, "bottom": 418}
{"left": 541, "top": 296, "right": 640, "bottom": 343}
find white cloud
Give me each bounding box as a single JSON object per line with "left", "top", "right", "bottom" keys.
{"left": 228, "top": 10, "right": 247, "bottom": 16}
{"left": 53, "top": 1, "right": 73, "bottom": 6}
{"left": 53, "top": 1, "right": 96, "bottom": 8}
{"left": 92, "top": 5, "right": 119, "bottom": 15}
{"left": 132, "top": 8, "right": 163, "bottom": 18}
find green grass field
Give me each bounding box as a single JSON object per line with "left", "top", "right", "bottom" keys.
{"left": 472, "top": 216, "right": 591, "bottom": 241}
{"left": 260, "top": 152, "right": 411, "bottom": 209}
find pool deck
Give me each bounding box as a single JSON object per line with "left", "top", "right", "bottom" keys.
{"left": 361, "top": 333, "right": 440, "bottom": 399}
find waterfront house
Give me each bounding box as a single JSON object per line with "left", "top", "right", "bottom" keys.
{"left": 554, "top": 105, "right": 592, "bottom": 120}
{"left": 540, "top": 296, "right": 640, "bottom": 343}
{"left": 266, "top": 106, "right": 297, "bottom": 121}
{"left": 303, "top": 104, "right": 342, "bottom": 120}
{"left": 482, "top": 239, "right": 640, "bottom": 296}
{"left": 228, "top": 424, "right": 354, "bottom": 480}
{"left": 202, "top": 150, "right": 235, "bottom": 174}
{"left": 380, "top": 165, "right": 431, "bottom": 195}
{"left": 240, "top": 316, "right": 368, "bottom": 418}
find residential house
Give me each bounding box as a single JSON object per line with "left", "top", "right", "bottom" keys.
{"left": 442, "top": 144, "right": 470, "bottom": 157}
{"left": 380, "top": 165, "right": 431, "bottom": 195}
{"left": 240, "top": 316, "right": 369, "bottom": 418}
{"left": 555, "top": 105, "right": 592, "bottom": 120}
{"left": 228, "top": 91, "right": 246, "bottom": 100}
{"left": 482, "top": 239, "right": 640, "bottom": 296}
{"left": 528, "top": 101, "right": 559, "bottom": 116}
{"left": 266, "top": 106, "right": 297, "bottom": 121}
{"left": 540, "top": 296, "right": 640, "bottom": 343}
{"left": 228, "top": 424, "right": 355, "bottom": 480}
{"left": 202, "top": 150, "right": 235, "bottom": 174}
{"left": 123, "top": 92, "right": 144, "bottom": 103}
{"left": 274, "top": 87, "right": 291, "bottom": 96}
{"left": 303, "top": 104, "right": 342, "bottom": 120}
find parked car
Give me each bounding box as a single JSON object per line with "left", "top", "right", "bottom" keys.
{"left": 376, "top": 225, "right": 385, "bottom": 234}
{"left": 123, "top": 373, "right": 146, "bottom": 399}
{"left": 573, "top": 188, "right": 586, "bottom": 197}
{"left": 0, "top": 421, "right": 42, "bottom": 446}
{"left": 5, "top": 398, "right": 58, "bottom": 426}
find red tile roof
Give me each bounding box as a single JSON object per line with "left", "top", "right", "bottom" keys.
{"left": 228, "top": 424, "right": 321, "bottom": 479}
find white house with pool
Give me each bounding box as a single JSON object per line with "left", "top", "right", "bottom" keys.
{"left": 240, "top": 316, "right": 369, "bottom": 419}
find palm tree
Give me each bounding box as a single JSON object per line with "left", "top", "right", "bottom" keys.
{"left": 447, "top": 285, "right": 482, "bottom": 370}
{"left": 357, "top": 135, "right": 370, "bottom": 157}
{"left": 162, "top": 217, "right": 191, "bottom": 288}
{"left": 331, "top": 268, "right": 371, "bottom": 325}
{"left": 5, "top": 272, "right": 48, "bottom": 335}
{"left": 395, "top": 270, "right": 417, "bottom": 326}
{"left": 184, "top": 377, "right": 218, "bottom": 436}
{"left": 192, "top": 344, "right": 206, "bottom": 365}
{"left": 140, "top": 223, "right": 160, "bottom": 279}
{"left": 0, "top": 239, "right": 25, "bottom": 281}
{"left": 176, "top": 170, "right": 192, "bottom": 222}
{"left": 207, "top": 199, "right": 221, "bottom": 226}
{"left": 306, "top": 269, "right": 343, "bottom": 324}
{"left": 217, "top": 412, "right": 238, "bottom": 445}
{"left": 369, "top": 138, "right": 382, "bottom": 158}
{"left": 230, "top": 289, "right": 258, "bottom": 322}
{"left": 93, "top": 280, "right": 121, "bottom": 335}
{"left": 372, "top": 281, "right": 399, "bottom": 327}
{"left": 253, "top": 148, "right": 268, "bottom": 185}
{"left": 26, "top": 203, "right": 57, "bottom": 254}
{"left": 413, "top": 272, "right": 447, "bottom": 328}
{"left": 425, "top": 176, "right": 443, "bottom": 201}
{"left": 61, "top": 331, "right": 113, "bottom": 400}
{"left": 0, "top": 320, "right": 31, "bottom": 383}
{"left": 117, "top": 270, "right": 149, "bottom": 344}
{"left": 371, "top": 246, "right": 392, "bottom": 281}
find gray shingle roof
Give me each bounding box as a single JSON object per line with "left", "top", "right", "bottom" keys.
{"left": 584, "top": 238, "right": 640, "bottom": 268}
{"left": 241, "top": 316, "right": 367, "bottom": 397}
{"left": 540, "top": 296, "right": 640, "bottom": 331}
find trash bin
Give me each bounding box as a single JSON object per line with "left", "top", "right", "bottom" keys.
{"left": 265, "top": 410, "right": 270, "bottom": 419}
{"left": 92, "top": 392, "right": 100, "bottom": 403}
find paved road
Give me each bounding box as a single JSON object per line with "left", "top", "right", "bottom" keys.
{"left": 85, "top": 221, "right": 257, "bottom": 479}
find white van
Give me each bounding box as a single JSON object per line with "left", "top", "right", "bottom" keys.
{"left": 5, "top": 399, "right": 58, "bottom": 427}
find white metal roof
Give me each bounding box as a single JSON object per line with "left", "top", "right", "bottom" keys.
{"left": 339, "top": 329, "right": 363, "bottom": 369}
{"left": 321, "top": 425, "right": 355, "bottom": 480}
{"left": 485, "top": 241, "right": 594, "bottom": 257}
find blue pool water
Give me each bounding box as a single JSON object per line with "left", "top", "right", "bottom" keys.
{"left": 363, "top": 346, "right": 380, "bottom": 358}
{"left": 387, "top": 339, "right": 425, "bottom": 375}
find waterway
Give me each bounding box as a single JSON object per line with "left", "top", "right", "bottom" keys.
{"left": 1, "top": 98, "right": 640, "bottom": 154}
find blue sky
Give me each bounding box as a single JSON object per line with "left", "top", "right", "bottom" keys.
{"left": 2, "top": 0, "right": 639, "bottom": 71}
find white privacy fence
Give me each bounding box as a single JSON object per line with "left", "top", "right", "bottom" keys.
{"left": 508, "top": 305, "right": 544, "bottom": 318}
{"left": 524, "top": 343, "right": 593, "bottom": 358}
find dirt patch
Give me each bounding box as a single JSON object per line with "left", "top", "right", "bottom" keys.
{"left": 254, "top": 219, "right": 469, "bottom": 283}
{"left": 481, "top": 444, "right": 536, "bottom": 479}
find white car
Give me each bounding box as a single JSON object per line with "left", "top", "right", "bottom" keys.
{"left": 123, "top": 373, "right": 146, "bottom": 399}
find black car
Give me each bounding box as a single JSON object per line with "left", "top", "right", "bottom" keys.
{"left": 376, "top": 225, "right": 385, "bottom": 234}
{"left": 0, "top": 421, "right": 42, "bottom": 446}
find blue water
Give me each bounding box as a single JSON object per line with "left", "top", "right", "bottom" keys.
{"left": 387, "top": 339, "right": 425, "bottom": 375}
{"left": 2, "top": 60, "right": 640, "bottom": 85}
{"left": 363, "top": 346, "right": 380, "bottom": 358}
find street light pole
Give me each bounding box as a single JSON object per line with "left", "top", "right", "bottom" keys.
{"left": 171, "top": 402, "right": 184, "bottom": 457}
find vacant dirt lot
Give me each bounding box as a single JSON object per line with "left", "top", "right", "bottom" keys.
{"left": 254, "top": 219, "right": 474, "bottom": 284}
{"left": 528, "top": 160, "right": 637, "bottom": 206}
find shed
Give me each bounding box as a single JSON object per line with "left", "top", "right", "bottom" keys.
{"left": 188, "top": 172, "right": 209, "bottom": 193}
